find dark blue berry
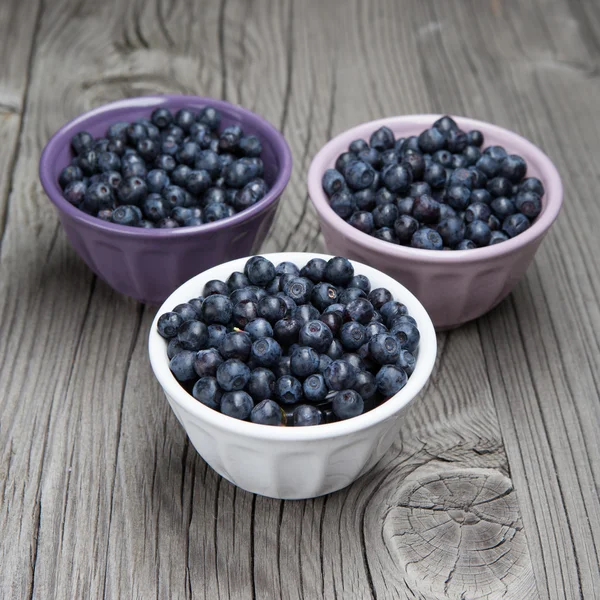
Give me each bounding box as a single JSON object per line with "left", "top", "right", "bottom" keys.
{"left": 465, "top": 219, "right": 492, "bottom": 247}
{"left": 221, "top": 390, "right": 254, "bottom": 420}
{"left": 59, "top": 165, "right": 83, "bottom": 189}
{"left": 349, "top": 211, "right": 375, "bottom": 234}
{"left": 177, "top": 320, "right": 208, "bottom": 351}
{"left": 219, "top": 331, "right": 252, "bottom": 361}
{"left": 294, "top": 304, "right": 321, "bottom": 325}
{"left": 251, "top": 337, "right": 283, "bottom": 367}
{"left": 375, "top": 187, "right": 396, "bottom": 207}
{"left": 490, "top": 196, "right": 516, "bottom": 219}
{"left": 344, "top": 298, "right": 374, "bottom": 324}
{"left": 193, "top": 348, "right": 223, "bottom": 378}
{"left": 169, "top": 350, "right": 196, "bottom": 382}
{"left": 470, "top": 188, "right": 492, "bottom": 205}
{"left": 353, "top": 370, "right": 377, "bottom": 399}
{"left": 433, "top": 115, "right": 458, "bottom": 132}
{"left": 335, "top": 151, "right": 357, "bottom": 175}
{"left": 275, "top": 262, "right": 300, "bottom": 277}
{"left": 418, "top": 128, "right": 446, "bottom": 153}
{"left": 71, "top": 131, "right": 94, "bottom": 155}
{"left": 248, "top": 368, "right": 276, "bottom": 402}
{"left": 424, "top": 162, "right": 447, "bottom": 189}
{"left": 185, "top": 169, "right": 212, "bottom": 196}
{"left": 197, "top": 106, "right": 221, "bottom": 130}
{"left": 217, "top": 359, "right": 251, "bottom": 391}
{"left": 324, "top": 257, "right": 353, "bottom": 286}
{"left": 250, "top": 399, "right": 283, "bottom": 425}
{"left": 158, "top": 217, "right": 179, "bottom": 228}
{"left": 488, "top": 214, "right": 501, "bottom": 231}
{"left": 338, "top": 287, "right": 366, "bottom": 305}
{"left": 357, "top": 147, "right": 381, "bottom": 170}
{"left": 311, "top": 282, "right": 339, "bottom": 312}
{"left": 402, "top": 151, "right": 426, "bottom": 180}
{"left": 192, "top": 376, "right": 222, "bottom": 410}
{"left": 232, "top": 299, "right": 258, "bottom": 328}
{"left": 112, "top": 205, "right": 142, "bottom": 226}
{"left": 116, "top": 176, "right": 147, "bottom": 206}
{"left": 97, "top": 209, "right": 113, "bottom": 221}
{"left": 476, "top": 155, "right": 499, "bottom": 178}
{"left": 349, "top": 139, "right": 369, "bottom": 154}
{"left": 173, "top": 302, "right": 199, "bottom": 322}
{"left": 290, "top": 346, "right": 320, "bottom": 377}
{"left": 234, "top": 178, "right": 268, "bottom": 210}
{"left": 380, "top": 300, "right": 407, "bottom": 325}
{"left": 245, "top": 318, "right": 274, "bottom": 342}
{"left": 468, "top": 130, "right": 484, "bottom": 146}
{"left": 380, "top": 149, "right": 399, "bottom": 166}
{"left": 299, "top": 320, "right": 334, "bottom": 353}
{"left": 157, "top": 311, "right": 183, "bottom": 338}
{"left": 451, "top": 154, "right": 468, "bottom": 169}
{"left": 396, "top": 350, "right": 416, "bottom": 376}
{"left": 487, "top": 176, "right": 512, "bottom": 197}
{"left": 151, "top": 107, "right": 173, "bottom": 129}
{"left": 204, "top": 202, "right": 234, "bottom": 222}
{"left": 437, "top": 217, "right": 465, "bottom": 247}
{"left": 167, "top": 338, "right": 184, "bottom": 359}
{"left": 462, "top": 145, "right": 482, "bottom": 166}
{"left": 515, "top": 191, "right": 541, "bottom": 218}
{"left": 332, "top": 389, "right": 364, "bottom": 420}
{"left": 326, "top": 338, "right": 344, "bottom": 360}
{"left": 503, "top": 213, "right": 530, "bottom": 238}
{"left": 520, "top": 177, "right": 544, "bottom": 196}
{"left": 238, "top": 135, "right": 262, "bottom": 157}
{"left": 368, "top": 333, "right": 400, "bottom": 365}
{"left": 319, "top": 312, "right": 342, "bottom": 337}
{"left": 344, "top": 160, "right": 375, "bottom": 191}
{"left": 484, "top": 145, "right": 508, "bottom": 162}
{"left": 329, "top": 190, "right": 355, "bottom": 220}
{"left": 63, "top": 180, "right": 87, "bottom": 206}
{"left": 456, "top": 239, "right": 476, "bottom": 250}
{"left": 245, "top": 256, "right": 276, "bottom": 287}
{"left": 412, "top": 194, "right": 440, "bottom": 224}
{"left": 367, "top": 289, "right": 392, "bottom": 311}
{"left": 276, "top": 375, "right": 303, "bottom": 405}
{"left": 340, "top": 321, "right": 366, "bottom": 351}
{"left": 292, "top": 405, "right": 322, "bottom": 426}
{"left": 373, "top": 203, "right": 399, "bottom": 229}
{"left": 258, "top": 295, "right": 288, "bottom": 323}
{"left": 465, "top": 202, "right": 491, "bottom": 223}
{"left": 227, "top": 271, "right": 250, "bottom": 292}
{"left": 300, "top": 258, "right": 327, "bottom": 283}
{"left": 283, "top": 277, "right": 314, "bottom": 305}
{"left": 223, "top": 159, "right": 257, "bottom": 188}
{"left": 201, "top": 294, "right": 232, "bottom": 325}
{"left": 409, "top": 181, "right": 431, "bottom": 199}
{"left": 411, "top": 227, "right": 443, "bottom": 250}
{"left": 81, "top": 181, "right": 114, "bottom": 214}
{"left": 322, "top": 169, "right": 346, "bottom": 197}
{"left": 446, "top": 129, "right": 468, "bottom": 153}
{"left": 433, "top": 149, "right": 453, "bottom": 167}
{"left": 375, "top": 365, "right": 407, "bottom": 397}
{"left": 218, "top": 125, "right": 243, "bottom": 152}
{"left": 369, "top": 126, "right": 395, "bottom": 151}
{"left": 489, "top": 231, "right": 509, "bottom": 245}
{"left": 390, "top": 321, "right": 420, "bottom": 352}
{"left": 324, "top": 359, "right": 357, "bottom": 391}
{"left": 382, "top": 164, "right": 412, "bottom": 195}
{"left": 393, "top": 214, "right": 418, "bottom": 244}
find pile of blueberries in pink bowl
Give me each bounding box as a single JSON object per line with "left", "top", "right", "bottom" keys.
{"left": 39, "top": 95, "right": 292, "bottom": 305}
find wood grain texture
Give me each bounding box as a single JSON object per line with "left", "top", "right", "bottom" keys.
{"left": 0, "top": 0, "right": 599, "bottom": 599}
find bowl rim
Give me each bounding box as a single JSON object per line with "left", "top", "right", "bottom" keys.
{"left": 307, "top": 114, "right": 563, "bottom": 263}
{"left": 148, "top": 252, "right": 437, "bottom": 441}
{"left": 39, "top": 94, "right": 293, "bottom": 237}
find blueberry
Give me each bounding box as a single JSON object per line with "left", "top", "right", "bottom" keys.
{"left": 298, "top": 320, "right": 333, "bottom": 354}
{"left": 470, "top": 188, "right": 492, "bottom": 205}
{"left": 251, "top": 337, "right": 283, "bottom": 367}
{"left": 375, "top": 365, "right": 407, "bottom": 397}
{"left": 243, "top": 318, "right": 273, "bottom": 343}
{"left": 172, "top": 108, "right": 195, "bottom": 132}
{"left": 248, "top": 399, "right": 282, "bottom": 426}
{"left": 349, "top": 211, "right": 375, "bottom": 234}
{"left": 192, "top": 347, "right": 223, "bottom": 378}
{"left": 464, "top": 219, "right": 491, "bottom": 247}
{"left": 412, "top": 194, "right": 440, "bottom": 224}
{"left": 318, "top": 312, "right": 342, "bottom": 338}
{"left": 484, "top": 145, "right": 508, "bottom": 162}
{"left": 337, "top": 289, "right": 365, "bottom": 307}
{"left": 396, "top": 349, "right": 416, "bottom": 376}
{"left": 107, "top": 121, "right": 129, "bottom": 142}
{"left": 289, "top": 404, "right": 321, "bottom": 426}
{"left": 339, "top": 321, "right": 365, "bottom": 351}
{"left": 502, "top": 213, "right": 530, "bottom": 238}
{"left": 433, "top": 149, "right": 453, "bottom": 167}
{"left": 231, "top": 299, "right": 258, "bottom": 328}
{"left": 197, "top": 106, "right": 221, "bottom": 130}
{"left": 520, "top": 177, "right": 545, "bottom": 196}
{"left": 300, "top": 258, "right": 327, "bottom": 283}
{"left": 167, "top": 338, "right": 185, "bottom": 359}
{"left": 97, "top": 209, "right": 113, "bottom": 221}
{"left": 201, "top": 294, "right": 232, "bottom": 325}
{"left": 310, "top": 282, "right": 339, "bottom": 312}
{"left": 409, "top": 183, "right": 431, "bottom": 201}
{"left": 218, "top": 125, "right": 243, "bottom": 152}
{"left": 282, "top": 277, "right": 313, "bottom": 305}
{"left": 390, "top": 214, "right": 417, "bottom": 245}
{"left": 462, "top": 145, "right": 482, "bottom": 166}
{"left": 335, "top": 151, "right": 357, "bottom": 175}
{"left": 451, "top": 154, "right": 468, "bottom": 169}
{"left": 372, "top": 203, "right": 398, "bottom": 229}
{"left": 433, "top": 115, "right": 458, "bottom": 132}
{"left": 202, "top": 187, "right": 225, "bottom": 206}
{"left": 390, "top": 320, "right": 420, "bottom": 353}
{"left": 324, "top": 359, "right": 357, "bottom": 391}
{"left": 368, "top": 332, "right": 400, "bottom": 365}
{"left": 204, "top": 326, "right": 225, "bottom": 350}
{"left": 216, "top": 359, "right": 251, "bottom": 391}
{"left": 476, "top": 155, "right": 500, "bottom": 178}
{"left": 277, "top": 292, "right": 297, "bottom": 317}
{"left": 276, "top": 375, "right": 303, "bottom": 405}
{"left": 168, "top": 206, "right": 192, "bottom": 225}
{"left": 487, "top": 176, "right": 512, "bottom": 197}
{"left": 446, "top": 129, "right": 468, "bottom": 153}
{"left": 169, "top": 350, "right": 197, "bottom": 382}
{"left": 402, "top": 151, "right": 426, "bottom": 180}
{"left": 343, "top": 160, "right": 375, "bottom": 191}
{"left": 399, "top": 136, "right": 419, "bottom": 153}
{"left": 367, "top": 289, "right": 391, "bottom": 311}
{"left": 375, "top": 188, "right": 396, "bottom": 207}
{"left": 465, "top": 202, "right": 491, "bottom": 223}
{"left": 467, "top": 130, "right": 484, "bottom": 146}
{"left": 497, "top": 154, "right": 526, "bottom": 182}
{"left": 380, "top": 149, "right": 399, "bottom": 167}
{"left": 436, "top": 217, "right": 465, "bottom": 247}
{"left": 411, "top": 227, "right": 443, "bottom": 250}
{"left": 287, "top": 345, "right": 319, "bottom": 377}
{"left": 247, "top": 368, "right": 276, "bottom": 402}
{"left": 111, "top": 205, "right": 142, "bottom": 226}
{"left": 323, "top": 303, "right": 345, "bottom": 315}
{"left": 328, "top": 190, "right": 355, "bottom": 220}
{"left": 77, "top": 149, "right": 99, "bottom": 176}
{"left": 219, "top": 331, "right": 252, "bottom": 361}
{"left": 438, "top": 204, "right": 457, "bottom": 221}
{"left": 172, "top": 303, "right": 199, "bottom": 322}
{"left": 356, "top": 147, "right": 381, "bottom": 170}
{"left": 234, "top": 178, "right": 268, "bottom": 211}
{"left": 332, "top": 390, "right": 364, "bottom": 420}
{"left": 324, "top": 257, "right": 353, "bottom": 286}
{"left": 389, "top": 314, "right": 417, "bottom": 329}
{"left": 274, "top": 262, "right": 299, "bottom": 278}
{"left": 71, "top": 131, "right": 94, "bottom": 155}
{"left": 274, "top": 355, "right": 292, "bottom": 378}
{"left": 177, "top": 320, "right": 208, "bottom": 351}
{"left": 380, "top": 300, "right": 408, "bottom": 325}
{"left": 225, "top": 272, "right": 249, "bottom": 293}
{"left": 158, "top": 217, "right": 179, "bottom": 228}
{"left": 258, "top": 295, "right": 288, "bottom": 323}
{"left": 344, "top": 298, "right": 374, "bottom": 325}
{"left": 381, "top": 164, "right": 412, "bottom": 195}
{"left": 245, "top": 256, "right": 276, "bottom": 286}
{"left": 157, "top": 311, "right": 183, "bottom": 338}
{"left": 515, "top": 191, "right": 542, "bottom": 218}
{"left": 489, "top": 231, "right": 509, "bottom": 245}
{"left": 418, "top": 128, "right": 446, "bottom": 153}
{"left": 223, "top": 159, "right": 257, "bottom": 188}
{"left": 349, "top": 138, "right": 369, "bottom": 154}
{"left": 490, "top": 196, "right": 516, "bottom": 219}
{"left": 204, "top": 202, "right": 234, "bottom": 222}
{"left": 456, "top": 239, "right": 477, "bottom": 250}
{"left": 366, "top": 126, "right": 393, "bottom": 151}
{"left": 231, "top": 287, "right": 258, "bottom": 305}
{"left": 424, "top": 162, "right": 447, "bottom": 189}
{"left": 221, "top": 390, "right": 254, "bottom": 420}
{"left": 352, "top": 370, "right": 377, "bottom": 400}
{"left": 102, "top": 170, "right": 124, "bottom": 192}
{"left": 322, "top": 169, "right": 347, "bottom": 197}
{"left": 295, "top": 304, "right": 320, "bottom": 325}
{"left": 59, "top": 165, "right": 84, "bottom": 190}
{"left": 487, "top": 214, "right": 501, "bottom": 231}
{"left": 80, "top": 181, "right": 114, "bottom": 214}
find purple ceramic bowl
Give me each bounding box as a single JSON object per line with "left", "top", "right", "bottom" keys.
{"left": 40, "top": 95, "right": 292, "bottom": 305}
{"left": 308, "top": 115, "right": 563, "bottom": 330}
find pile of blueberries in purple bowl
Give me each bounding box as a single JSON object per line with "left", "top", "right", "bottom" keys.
{"left": 39, "top": 95, "right": 292, "bottom": 305}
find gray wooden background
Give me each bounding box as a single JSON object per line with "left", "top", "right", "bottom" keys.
{"left": 1, "top": 0, "right": 599, "bottom": 598}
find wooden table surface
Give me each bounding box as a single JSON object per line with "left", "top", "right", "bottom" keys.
{"left": 1, "top": 0, "right": 599, "bottom": 598}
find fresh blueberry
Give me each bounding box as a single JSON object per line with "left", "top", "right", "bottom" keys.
{"left": 77, "top": 150, "right": 99, "bottom": 176}
{"left": 484, "top": 145, "right": 508, "bottom": 162}
{"left": 150, "top": 107, "right": 173, "bottom": 129}
{"left": 489, "top": 230, "right": 509, "bottom": 245}
{"left": 418, "top": 128, "right": 446, "bottom": 153}
{"left": 190, "top": 377, "right": 222, "bottom": 410}
{"left": 375, "top": 365, "right": 407, "bottom": 397}
{"left": 438, "top": 204, "right": 457, "bottom": 221}
{"left": 462, "top": 145, "right": 482, "bottom": 166}
{"left": 348, "top": 138, "right": 368, "bottom": 154}
{"left": 424, "top": 162, "right": 447, "bottom": 189}
{"left": 310, "top": 282, "right": 339, "bottom": 312}
{"left": 245, "top": 318, "right": 274, "bottom": 342}
{"left": 319, "top": 311, "right": 343, "bottom": 337}
{"left": 412, "top": 194, "right": 440, "bottom": 224}
{"left": 218, "top": 125, "right": 242, "bottom": 153}
{"left": 396, "top": 350, "right": 416, "bottom": 376}
{"left": 322, "top": 169, "right": 346, "bottom": 197}
{"left": 297, "top": 258, "right": 325, "bottom": 283}
{"left": 71, "top": 131, "right": 94, "bottom": 155}
{"left": 177, "top": 320, "right": 208, "bottom": 351}
{"left": 367, "top": 289, "right": 392, "bottom": 311}
{"left": 299, "top": 374, "right": 327, "bottom": 404}
{"left": 433, "top": 149, "right": 453, "bottom": 167}
{"left": 276, "top": 375, "right": 303, "bottom": 405}
{"left": 487, "top": 214, "right": 501, "bottom": 231}
{"left": 324, "top": 359, "right": 357, "bottom": 391}
{"left": 369, "top": 126, "right": 395, "bottom": 151}
{"left": 299, "top": 320, "right": 334, "bottom": 353}
{"left": 107, "top": 121, "right": 129, "bottom": 142}
{"left": 487, "top": 176, "right": 513, "bottom": 197}
{"left": 436, "top": 217, "right": 465, "bottom": 247}
{"left": 380, "top": 149, "right": 399, "bottom": 167}
{"left": 323, "top": 303, "right": 345, "bottom": 315}
{"left": 351, "top": 370, "right": 376, "bottom": 400}
{"left": 344, "top": 298, "right": 374, "bottom": 324}
{"left": 234, "top": 178, "right": 268, "bottom": 211}
{"left": 324, "top": 257, "right": 354, "bottom": 286}
{"left": 382, "top": 164, "right": 412, "bottom": 195}
{"left": 515, "top": 191, "right": 542, "bottom": 218}
{"left": 219, "top": 331, "right": 252, "bottom": 361}
{"left": 59, "top": 165, "right": 84, "bottom": 190}
{"left": 467, "top": 130, "right": 484, "bottom": 146}
{"left": 476, "top": 155, "right": 500, "bottom": 178}
{"left": 223, "top": 159, "right": 257, "bottom": 188}
{"left": 172, "top": 303, "right": 199, "bottom": 322}
{"left": 470, "top": 188, "right": 492, "bottom": 205}
{"left": 193, "top": 348, "right": 224, "bottom": 378}
{"left": 111, "top": 205, "right": 142, "bottom": 226}
{"left": 490, "top": 196, "right": 516, "bottom": 219}
{"left": 340, "top": 321, "right": 366, "bottom": 351}
{"left": 251, "top": 337, "right": 283, "bottom": 367}
{"left": 399, "top": 136, "right": 420, "bottom": 153}
{"left": 97, "top": 209, "right": 113, "bottom": 221}
{"left": 201, "top": 294, "right": 232, "bottom": 324}
{"left": 326, "top": 338, "right": 344, "bottom": 360}
{"left": 374, "top": 188, "right": 395, "bottom": 207}
{"left": 402, "top": 151, "right": 426, "bottom": 180}
{"left": 288, "top": 345, "right": 319, "bottom": 377}
{"left": 409, "top": 182, "right": 431, "bottom": 200}
{"left": 197, "top": 106, "right": 221, "bottom": 131}
{"left": 115, "top": 176, "right": 147, "bottom": 206}
{"left": 167, "top": 338, "right": 185, "bottom": 359}
{"left": 368, "top": 333, "right": 400, "bottom": 365}
{"left": 451, "top": 154, "right": 468, "bottom": 169}
{"left": 411, "top": 227, "right": 443, "bottom": 250}
{"left": 63, "top": 180, "right": 87, "bottom": 206}
{"left": 352, "top": 189, "right": 375, "bottom": 212}
{"left": 204, "top": 202, "right": 234, "bottom": 222}
{"left": 232, "top": 299, "right": 258, "bottom": 328}
{"left": 497, "top": 154, "right": 526, "bottom": 182}
{"left": 291, "top": 404, "right": 321, "bottom": 426}
{"left": 455, "top": 239, "right": 476, "bottom": 250}
{"left": 169, "top": 350, "right": 197, "bottom": 382}
{"left": 157, "top": 311, "right": 183, "bottom": 338}
{"left": 216, "top": 359, "right": 251, "bottom": 391}
{"left": 390, "top": 214, "right": 417, "bottom": 244}
{"left": 185, "top": 169, "right": 212, "bottom": 196}
{"left": 329, "top": 190, "right": 356, "bottom": 220}
{"left": 380, "top": 300, "right": 407, "bottom": 325}
{"left": 245, "top": 256, "right": 276, "bottom": 287}
{"left": 465, "top": 202, "right": 491, "bottom": 223}
{"left": 356, "top": 147, "right": 381, "bottom": 170}
{"left": 446, "top": 129, "right": 468, "bottom": 153}
{"left": 433, "top": 115, "right": 458, "bottom": 132}
{"left": 224, "top": 272, "right": 248, "bottom": 293}
{"left": 221, "top": 390, "right": 254, "bottom": 420}
{"left": 80, "top": 181, "right": 114, "bottom": 214}
{"left": 248, "top": 368, "right": 276, "bottom": 402}
{"left": 277, "top": 292, "right": 297, "bottom": 317}
{"left": 158, "top": 217, "right": 179, "bottom": 228}
{"left": 372, "top": 203, "right": 398, "bottom": 229}
{"left": 332, "top": 389, "right": 364, "bottom": 420}
{"left": 503, "top": 213, "right": 530, "bottom": 238}
{"left": 390, "top": 320, "right": 420, "bottom": 353}
{"left": 465, "top": 219, "right": 492, "bottom": 247}
{"left": 520, "top": 177, "right": 544, "bottom": 196}
{"left": 348, "top": 211, "right": 375, "bottom": 234}
{"left": 258, "top": 295, "right": 288, "bottom": 323}
{"left": 292, "top": 306, "right": 319, "bottom": 327}
{"left": 335, "top": 151, "right": 357, "bottom": 175}
{"left": 344, "top": 160, "right": 375, "bottom": 191}
{"left": 250, "top": 399, "right": 283, "bottom": 426}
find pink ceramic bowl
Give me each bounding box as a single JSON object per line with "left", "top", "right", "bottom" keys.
{"left": 308, "top": 115, "right": 563, "bottom": 330}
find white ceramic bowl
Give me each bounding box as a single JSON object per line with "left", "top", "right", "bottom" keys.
{"left": 148, "top": 253, "right": 437, "bottom": 499}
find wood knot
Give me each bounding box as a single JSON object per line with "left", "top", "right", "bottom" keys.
{"left": 383, "top": 465, "right": 535, "bottom": 598}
